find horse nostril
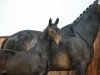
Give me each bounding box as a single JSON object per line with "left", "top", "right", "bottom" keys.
{"left": 59, "top": 42, "right": 63, "bottom": 46}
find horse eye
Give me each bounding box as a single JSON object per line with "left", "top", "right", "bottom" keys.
{"left": 50, "top": 31, "right": 53, "bottom": 34}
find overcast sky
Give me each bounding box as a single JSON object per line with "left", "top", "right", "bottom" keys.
{"left": 0, "top": 0, "right": 95, "bottom": 35}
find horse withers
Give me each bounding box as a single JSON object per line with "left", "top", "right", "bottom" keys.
{"left": 0, "top": 18, "right": 62, "bottom": 75}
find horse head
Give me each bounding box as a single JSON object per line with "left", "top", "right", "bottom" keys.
{"left": 45, "top": 18, "right": 62, "bottom": 46}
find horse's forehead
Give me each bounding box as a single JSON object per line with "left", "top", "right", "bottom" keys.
{"left": 48, "top": 26, "right": 56, "bottom": 30}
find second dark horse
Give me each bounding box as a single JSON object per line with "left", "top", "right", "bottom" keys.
{"left": 51, "top": 0, "right": 100, "bottom": 75}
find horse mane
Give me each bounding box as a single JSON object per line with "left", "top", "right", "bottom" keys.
{"left": 73, "top": 5, "right": 93, "bottom": 24}
{"left": 30, "top": 29, "right": 47, "bottom": 49}
{"left": 73, "top": 0, "right": 99, "bottom": 24}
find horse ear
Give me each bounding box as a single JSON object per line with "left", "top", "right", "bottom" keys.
{"left": 49, "top": 18, "right": 52, "bottom": 26}
{"left": 54, "top": 18, "right": 59, "bottom": 26}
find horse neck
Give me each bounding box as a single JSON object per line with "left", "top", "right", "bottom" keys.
{"left": 32, "top": 30, "right": 52, "bottom": 60}
{"left": 72, "top": 11, "right": 100, "bottom": 46}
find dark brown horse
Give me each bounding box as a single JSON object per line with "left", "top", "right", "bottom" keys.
{"left": 0, "top": 18, "right": 62, "bottom": 75}
{"left": 51, "top": 0, "right": 100, "bottom": 75}
{"left": 1, "top": 0, "right": 100, "bottom": 75}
